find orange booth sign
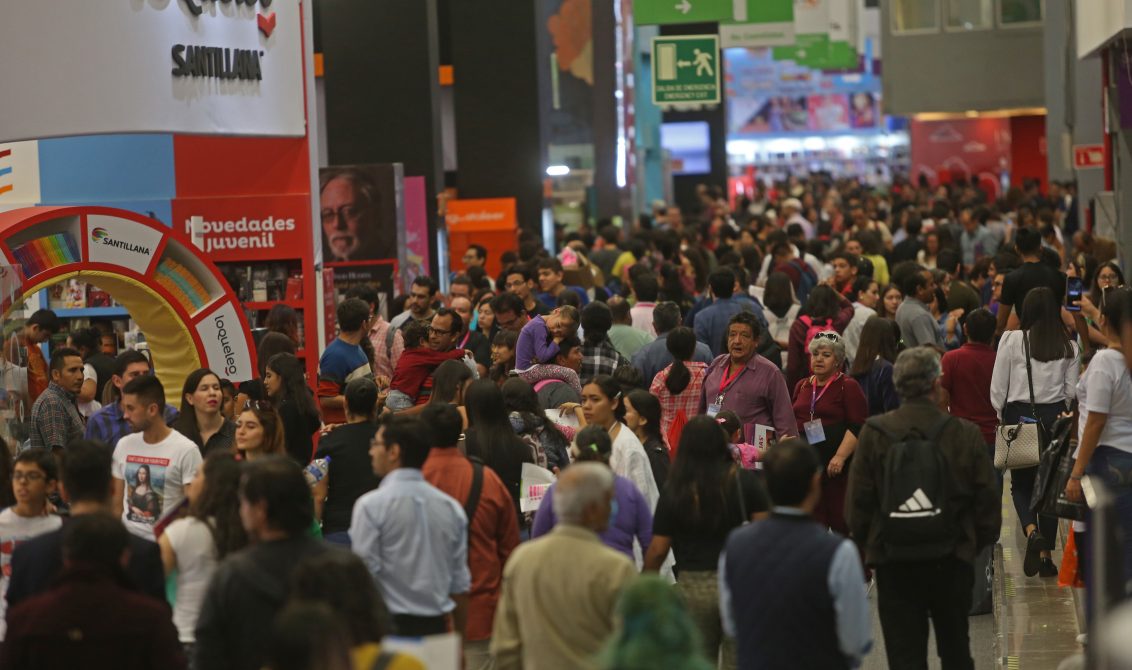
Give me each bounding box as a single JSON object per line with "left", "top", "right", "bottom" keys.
{"left": 445, "top": 198, "right": 518, "bottom": 279}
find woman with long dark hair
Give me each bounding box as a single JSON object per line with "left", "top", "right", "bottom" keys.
{"left": 991, "top": 286, "right": 1079, "bottom": 577}
{"left": 464, "top": 379, "right": 536, "bottom": 520}
{"left": 263, "top": 353, "right": 321, "bottom": 465}
{"left": 658, "top": 262, "right": 695, "bottom": 316}
{"left": 427, "top": 358, "right": 475, "bottom": 431}
{"left": 159, "top": 452, "right": 249, "bottom": 649}
{"left": 649, "top": 327, "right": 706, "bottom": 454}
{"left": 878, "top": 284, "right": 903, "bottom": 320}
{"left": 265, "top": 304, "right": 301, "bottom": 345}
{"left": 763, "top": 271, "right": 800, "bottom": 356}
{"left": 488, "top": 330, "right": 518, "bottom": 387}
{"left": 1091, "top": 261, "right": 1124, "bottom": 307}
{"left": 644, "top": 415, "right": 770, "bottom": 668}
{"left": 582, "top": 375, "right": 660, "bottom": 509}
{"left": 502, "top": 377, "right": 571, "bottom": 473}
{"left": 785, "top": 285, "right": 855, "bottom": 388}
{"left": 849, "top": 316, "right": 900, "bottom": 416}
{"left": 624, "top": 390, "right": 669, "bottom": 492}
{"left": 173, "top": 368, "right": 235, "bottom": 456}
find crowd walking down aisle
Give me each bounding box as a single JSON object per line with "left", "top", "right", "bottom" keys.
{"left": 0, "top": 174, "right": 1118, "bottom": 669}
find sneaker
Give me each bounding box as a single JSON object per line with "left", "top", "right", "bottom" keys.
{"left": 1039, "top": 557, "right": 1059, "bottom": 577}
{"left": 1024, "top": 530, "right": 1045, "bottom": 577}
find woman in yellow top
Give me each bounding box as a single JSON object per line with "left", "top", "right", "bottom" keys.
{"left": 279, "top": 551, "right": 427, "bottom": 670}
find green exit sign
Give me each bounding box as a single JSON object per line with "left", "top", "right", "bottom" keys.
{"left": 652, "top": 35, "right": 721, "bottom": 105}
{"left": 636, "top": 0, "right": 793, "bottom": 26}
{"left": 636, "top": 0, "right": 734, "bottom": 26}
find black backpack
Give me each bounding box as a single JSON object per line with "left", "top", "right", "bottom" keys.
{"left": 867, "top": 414, "right": 959, "bottom": 561}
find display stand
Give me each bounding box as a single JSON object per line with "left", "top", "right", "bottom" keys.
{"left": 0, "top": 206, "right": 257, "bottom": 403}
{"left": 171, "top": 193, "right": 320, "bottom": 386}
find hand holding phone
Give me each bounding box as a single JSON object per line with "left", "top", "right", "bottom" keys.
{"left": 1066, "top": 276, "right": 1084, "bottom": 312}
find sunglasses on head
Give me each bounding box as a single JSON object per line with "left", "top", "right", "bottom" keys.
{"left": 243, "top": 399, "right": 274, "bottom": 411}
{"left": 813, "top": 331, "right": 840, "bottom": 342}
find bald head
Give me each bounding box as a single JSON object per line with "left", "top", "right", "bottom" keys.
{"left": 553, "top": 463, "right": 614, "bottom": 531}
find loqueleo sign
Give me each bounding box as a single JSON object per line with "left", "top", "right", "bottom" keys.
{"left": 172, "top": 194, "right": 311, "bottom": 261}
{"left": 195, "top": 301, "right": 256, "bottom": 382}
{"left": 0, "top": 0, "right": 305, "bottom": 142}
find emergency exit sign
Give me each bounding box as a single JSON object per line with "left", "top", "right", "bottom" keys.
{"left": 651, "top": 35, "right": 721, "bottom": 105}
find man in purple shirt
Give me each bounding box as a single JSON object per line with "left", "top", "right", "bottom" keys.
{"left": 514, "top": 306, "right": 579, "bottom": 371}
{"left": 699, "top": 312, "right": 796, "bottom": 440}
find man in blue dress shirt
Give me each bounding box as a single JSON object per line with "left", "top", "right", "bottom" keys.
{"left": 350, "top": 415, "right": 471, "bottom": 637}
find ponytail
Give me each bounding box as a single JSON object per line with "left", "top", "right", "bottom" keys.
{"left": 664, "top": 327, "right": 696, "bottom": 395}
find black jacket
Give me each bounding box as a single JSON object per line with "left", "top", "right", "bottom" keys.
{"left": 194, "top": 535, "right": 335, "bottom": 670}
{"left": 846, "top": 398, "right": 1001, "bottom": 565}
{"left": 7, "top": 519, "right": 166, "bottom": 608}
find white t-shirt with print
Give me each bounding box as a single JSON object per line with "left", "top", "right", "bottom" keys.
{"left": 164, "top": 516, "right": 218, "bottom": 643}
{"left": 112, "top": 428, "right": 202, "bottom": 540}
{"left": 0, "top": 507, "right": 62, "bottom": 639}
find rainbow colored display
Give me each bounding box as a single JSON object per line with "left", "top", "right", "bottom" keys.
{"left": 12, "top": 233, "right": 79, "bottom": 277}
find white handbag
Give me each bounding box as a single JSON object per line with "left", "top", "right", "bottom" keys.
{"left": 993, "top": 332, "right": 1044, "bottom": 470}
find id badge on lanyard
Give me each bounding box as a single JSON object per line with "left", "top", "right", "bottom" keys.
{"left": 804, "top": 374, "right": 839, "bottom": 445}
{"left": 708, "top": 364, "right": 745, "bottom": 417}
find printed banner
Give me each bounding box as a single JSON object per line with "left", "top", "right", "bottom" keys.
{"left": 0, "top": 1, "right": 305, "bottom": 141}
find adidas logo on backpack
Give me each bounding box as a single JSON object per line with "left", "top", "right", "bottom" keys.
{"left": 893, "top": 488, "right": 939, "bottom": 518}
{"left": 867, "top": 415, "right": 960, "bottom": 561}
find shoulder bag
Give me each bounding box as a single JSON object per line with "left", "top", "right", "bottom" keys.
{"left": 1030, "top": 416, "right": 1086, "bottom": 521}
{"left": 993, "top": 331, "right": 1045, "bottom": 470}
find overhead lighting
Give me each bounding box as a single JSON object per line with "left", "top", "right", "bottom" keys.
{"left": 912, "top": 107, "right": 1047, "bottom": 122}
{"left": 546, "top": 165, "right": 570, "bottom": 177}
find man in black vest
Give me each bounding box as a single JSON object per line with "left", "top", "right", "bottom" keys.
{"left": 720, "top": 440, "right": 872, "bottom": 669}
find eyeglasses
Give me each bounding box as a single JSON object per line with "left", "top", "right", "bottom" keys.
{"left": 11, "top": 472, "right": 45, "bottom": 483}
{"left": 320, "top": 204, "right": 366, "bottom": 226}
{"left": 243, "top": 399, "right": 274, "bottom": 411}
{"left": 429, "top": 326, "right": 456, "bottom": 336}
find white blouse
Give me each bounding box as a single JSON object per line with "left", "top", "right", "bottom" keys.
{"left": 609, "top": 423, "right": 660, "bottom": 511}
{"left": 990, "top": 329, "right": 1078, "bottom": 418}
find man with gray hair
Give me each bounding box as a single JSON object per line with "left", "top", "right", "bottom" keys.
{"left": 846, "top": 347, "right": 999, "bottom": 670}
{"left": 491, "top": 463, "right": 636, "bottom": 670}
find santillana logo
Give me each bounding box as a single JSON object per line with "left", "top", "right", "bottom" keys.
{"left": 91, "top": 227, "right": 151, "bottom": 255}
{"left": 171, "top": 0, "right": 278, "bottom": 81}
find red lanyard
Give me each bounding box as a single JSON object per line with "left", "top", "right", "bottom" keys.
{"left": 717, "top": 361, "right": 747, "bottom": 403}
{"left": 809, "top": 373, "right": 840, "bottom": 420}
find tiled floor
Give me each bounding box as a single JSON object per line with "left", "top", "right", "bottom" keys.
{"left": 861, "top": 474, "right": 1083, "bottom": 669}
{"left": 996, "top": 472, "right": 1083, "bottom": 668}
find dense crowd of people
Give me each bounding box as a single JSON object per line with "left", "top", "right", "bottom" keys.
{"left": 0, "top": 173, "right": 1125, "bottom": 669}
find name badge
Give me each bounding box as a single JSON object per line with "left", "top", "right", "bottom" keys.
{"left": 707, "top": 403, "right": 722, "bottom": 417}
{"left": 804, "top": 419, "right": 826, "bottom": 445}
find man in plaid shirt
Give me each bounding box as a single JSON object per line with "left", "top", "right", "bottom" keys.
{"left": 28, "top": 347, "right": 85, "bottom": 451}
{"left": 579, "top": 302, "right": 628, "bottom": 381}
